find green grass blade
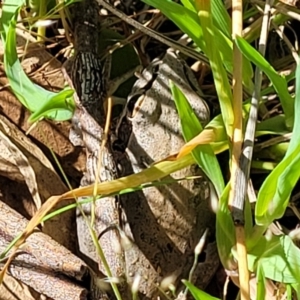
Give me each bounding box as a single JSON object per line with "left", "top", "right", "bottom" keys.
{"left": 180, "top": 106, "right": 289, "bottom": 159}
{"left": 170, "top": 81, "right": 224, "bottom": 197}
{"left": 1, "top": 2, "right": 75, "bottom": 121}
{"left": 180, "top": 0, "right": 231, "bottom": 39}
{"left": 256, "top": 115, "right": 289, "bottom": 135}
{"left": 235, "top": 36, "right": 294, "bottom": 128}
{"left": 216, "top": 183, "right": 236, "bottom": 269}
{"left": 255, "top": 142, "right": 300, "bottom": 225}
{"left": 29, "top": 89, "right": 75, "bottom": 122}
{"left": 211, "top": 0, "right": 231, "bottom": 38}
{"left": 180, "top": 0, "right": 195, "bottom": 12}
{"left": 196, "top": 0, "right": 233, "bottom": 137}
{"left": 244, "top": 198, "right": 253, "bottom": 239}
{"left": 255, "top": 61, "right": 300, "bottom": 226}
{"left": 0, "top": 0, "right": 21, "bottom": 38}
{"left": 183, "top": 280, "right": 220, "bottom": 300}
{"left": 142, "top": 0, "right": 206, "bottom": 50}
{"left": 141, "top": 0, "right": 253, "bottom": 92}
{"left": 256, "top": 264, "right": 266, "bottom": 300}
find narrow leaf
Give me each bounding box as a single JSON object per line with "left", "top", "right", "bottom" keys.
{"left": 195, "top": 0, "right": 233, "bottom": 137}
{"left": 1, "top": 3, "right": 75, "bottom": 122}
{"left": 216, "top": 183, "right": 236, "bottom": 269}
{"left": 170, "top": 81, "right": 224, "bottom": 197}
{"left": 183, "top": 280, "right": 221, "bottom": 300}
{"left": 255, "top": 60, "right": 300, "bottom": 226}
{"left": 141, "top": 0, "right": 253, "bottom": 92}
{"left": 235, "top": 36, "right": 294, "bottom": 128}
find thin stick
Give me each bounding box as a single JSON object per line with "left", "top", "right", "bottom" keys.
{"left": 230, "top": 0, "right": 250, "bottom": 298}
{"left": 231, "top": 0, "right": 274, "bottom": 299}
{"left": 96, "top": 0, "right": 209, "bottom": 64}
{"left": 229, "top": 0, "right": 244, "bottom": 208}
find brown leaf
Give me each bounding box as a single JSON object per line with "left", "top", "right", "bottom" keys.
{"left": 0, "top": 117, "right": 42, "bottom": 210}
{"left": 0, "top": 114, "right": 77, "bottom": 251}
{"left": 176, "top": 128, "right": 215, "bottom": 158}
{"left": 0, "top": 274, "right": 44, "bottom": 300}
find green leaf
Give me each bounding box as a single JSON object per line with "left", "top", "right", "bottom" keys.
{"left": 180, "top": 0, "right": 195, "bottom": 12}
{"left": 29, "top": 89, "right": 75, "bottom": 122}
{"left": 255, "top": 61, "right": 300, "bottom": 226}
{"left": 170, "top": 81, "right": 224, "bottom": 197}
{"left": 291, "top": 283, "right": 300, "bottom": 299}
{"left": 141, "top": 0, "right": 253, "bottom": 94}
{"left": 249, "top": 235, "right": 300, "bottom": 284}
{"left": 0, "top": 0, "right": 21, "bottom": 38}
{"left": 184, "top": 104, "right": 290, "bottom": 159}
{"left": 216, "top": 183, "right": 236, "bottom": 269}
{"left": 1, "top": 2, "right": 75, "bottom": 122}
{"left": 256, "top": 115, "right": 289, "bottom": 135}
{"left": 183, "top": 280, "right": 220, "bottom": 300}
{"left": 181, "top": 0, "right": 231, "bottom": 39}
{"left": 195, "top": 0, "right": 233, "bottom": 137}
{"left": 142, "top": 0, "right": 205, "bottom": 49}
{"left": 235, "top": 36, "right": 294, "bottom": 128}
{"left": 256, "top": 264, "right": 266, "bottom": 300}
{"left": 211, "top": 0, "right": 231, "bottom": 39}
{"left": 255, "top": 144, "right": 300, "bottom": 225}
{"left": 255, "top": 143, "right": 289, "bottom": 162}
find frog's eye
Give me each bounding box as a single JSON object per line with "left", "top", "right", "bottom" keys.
{"left": 127, "top": 93, "right": 145, "bottom": 118}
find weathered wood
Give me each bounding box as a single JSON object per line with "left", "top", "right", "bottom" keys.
{"left": 0, "top": 200, "right": 89, "bottom": 300}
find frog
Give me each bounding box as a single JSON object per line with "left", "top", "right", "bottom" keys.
{"left": 106, "top": 49, "right": 218, "bottom": 299}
